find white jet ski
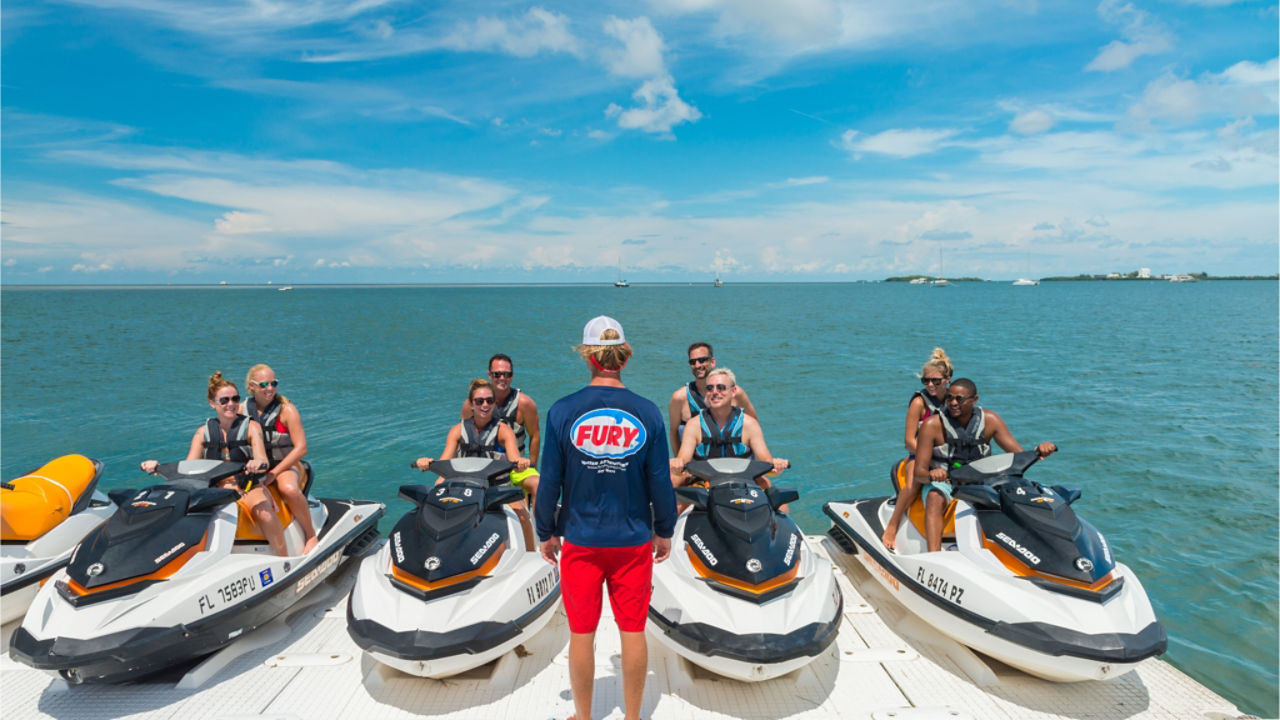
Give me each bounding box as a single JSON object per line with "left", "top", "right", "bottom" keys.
{"left": 346, "top": 458, "right": 560, "bottom": 678}
{"left": 2, "top": 455, "right": 115, "bottom": 624}
{"left": 824, "top": 450, "right": 1166, "bottom": 682}
{"left": 9, "top": 459, "right": 384, "bottom": 683}
{"left": 648, "top": 458, "right": 842, "bottom": 682}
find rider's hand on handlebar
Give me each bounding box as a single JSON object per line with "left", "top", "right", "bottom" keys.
{"left": 770, "top": 458, "right": 789, "bottom": 474}
{"left": 414, "top": 457, "right": 434, "bottom": 471}
{"left": 929, "top": 467, "right": 950, "bottom": 482}
{"left": 140, "top": 460, "right": 159, "bottom": 474}
{"left": 1036, "top": 442, "right": 1057, "bottom": 458}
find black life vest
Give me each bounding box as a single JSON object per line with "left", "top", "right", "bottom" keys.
{"left": 932, "top": 407, "right": 991, "bottom": 469}
{"left": 244, "top": 397, "right": 294, "bottom": 468}
{"left": 911, "top": 389, "right": 945, "bottom": 425}
{"left": 693, "top": 407, "right": 751, "bottom": 460}
{"left": 458, "top": 418, "right": 504, "bottom": 459}
{"left": 202, "top": 415, "right": 254, "bottom": 463}
{"left": 493, "top": 389, "right": 527, "bottom": 455}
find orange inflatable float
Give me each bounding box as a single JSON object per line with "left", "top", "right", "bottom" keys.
{"left": 2, "top": 454, "right": 103, "bottom": 542}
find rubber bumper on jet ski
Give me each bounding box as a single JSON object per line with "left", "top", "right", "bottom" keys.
{"left": 647, "top": 607, "right": 839, "bottom": 666}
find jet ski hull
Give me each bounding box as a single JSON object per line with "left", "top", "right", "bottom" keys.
{"left": 2, "top": 494, "right": 114, "bottom": 624}
{"left": 648, "top": 512, "right": 842, "bottom": 682}
{"left": 347, "top": 511, "right": 561, "bottom": 678}
{"left": 10, "top": 497, "right": 382, "bottom": 684}
{"left": 825, "top": 497, "right": 1166, "bottom": 682}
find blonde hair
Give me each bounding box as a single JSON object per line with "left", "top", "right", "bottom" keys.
{"left": 920, "top": 348, "right": 953, "bottom": 379}
{"left": 707, "top": 367, "right": 736, "bottom": 386}
{"left": 206, "top": 371, "right": 238, "bottom": 401}
{"left": 575, "top": 328, "right": 632, "bottom": 371}
{"left": 246, "top": 363, "right": 289, "bottom": 405}
{"left": 468, "top": 378, "right": 495, "bottom": 402}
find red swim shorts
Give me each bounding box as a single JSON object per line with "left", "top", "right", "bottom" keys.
{"left": 560, "top": 541, "right": 653, "bottom": 634}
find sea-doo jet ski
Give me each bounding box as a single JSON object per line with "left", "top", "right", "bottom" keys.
{"left": 824, "top": 451, "right": 1166, "bottom": 682}
{"left": 2, "top": 455, "right": 114, "bottom": 624}
{"left": 648, "top": 458, "right": 842, "bottom": 682}
{"left": 346, "top": 458, "right": 560, "bottom": 678}
{"left": 10, "top": 459, "right": 383, "bottom": 683}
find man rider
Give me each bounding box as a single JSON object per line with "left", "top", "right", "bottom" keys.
{"left": 462, "top": 354, "right": 541, "bottom": 467}
{"left": 670, "top": 368, "right": 786, "bottom": 489}
{"left": 909, "top": 378, "right": 1056, "bottom": 552}
{"left": 667, "top": 342, "right": 757, "bottom": 451}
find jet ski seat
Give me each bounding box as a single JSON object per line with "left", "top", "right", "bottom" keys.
{"left": 235, "top": 462, "right": 314, "bottom": 541}
{"left": 890, "top": 458, "right": 955, "bottom": 540}
{"left": 2, "top": 454, "right": 102, "bottom": 542}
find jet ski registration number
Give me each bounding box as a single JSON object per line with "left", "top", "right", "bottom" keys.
{"left": 198, "top": 575, "right": 257, "bottom": 614}
{"left": 915, "top": 567, "right": 965, "bottom": 605}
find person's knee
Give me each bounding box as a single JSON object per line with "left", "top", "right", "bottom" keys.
{"left": 925, "top": 491, "right": 944, "bottom": 514}
{"left": 276, "top": 471, "right": 301, "bottom": 497}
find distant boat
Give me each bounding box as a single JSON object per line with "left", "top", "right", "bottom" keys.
{"left": 1012, "top": 278, "right": 1039, "bottom": 286}
{"left": 277, "top": 285, "right": 293, "bottom": 292}
{"left": 909, "top": 277, "right": 929, "bottom": 285}
{"left": 930, "top": 279, "right": 949, "bottom": 288}
{"left": 218, "top": 281, "right": 228, "bottom": 286}
{"left": 714, "top": 272, "right": 723, "bottom": 288}
{"left": 931, "top": 248, "right": 948, "bottom": 287}
{"left": 1168, "top": 274, "right": 1197, "bottom": 283}
{"left": 614, "top": 256, "right": 629, "bottom": 288}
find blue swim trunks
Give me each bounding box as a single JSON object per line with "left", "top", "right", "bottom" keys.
{"left": 923, "top": 480, "right": 953, "bottom": 503}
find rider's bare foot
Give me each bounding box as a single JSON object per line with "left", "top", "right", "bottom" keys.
{"left": 881, "top": 530, "right": 896, "bottom": 551}
{"left": 302, "top": 536, "right": 319, "bottom": 554}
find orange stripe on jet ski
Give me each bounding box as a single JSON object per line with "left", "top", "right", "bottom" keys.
{"left": 390, "top": 543, "right": 505, "bottom": 592}
{"left": 66, "top": 530, "right": 209, "bottom": 596}
{"left": 685, "top": 545, "right": 799, "bottom": 594}
{"left": 980, "top": 537, "right": 1117, "bottom": 592}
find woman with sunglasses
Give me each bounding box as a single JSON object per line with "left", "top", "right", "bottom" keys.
{"left": 882, "top": 347, "right": 953, "bottom": 550}
{"left": 243, "top": 363, "right": 317, "bottom": 554}
{"left": 415, "top": 379, "right": 534, "bottom": 545}
{"left": 140, "top": 371, "right": 287, "bottom": 555}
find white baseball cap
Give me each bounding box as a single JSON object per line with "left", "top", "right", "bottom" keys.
{"left": 582, "top": 315, "right": 627, "bottom": 346}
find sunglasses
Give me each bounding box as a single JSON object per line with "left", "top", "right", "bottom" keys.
{"left": 472, "top": 396, "right": 496, "bottom": 406}
{"left": 688, "top": 356, "right": 712, "bottom": 366}
{"left": 489, "top": 371, "right": 512, "bottom": 379}
{"left": 254, "top": 380, "right": 279, "bottom": 388}
{"left": 921, "top": 377, "right": 946, "bottom": 386}
{"left": 945, "top": 394, "right": 974, "bottom": 404}
{"left": 705, "top": 383, "right": 731, "bottom": 392}
{"left": 217, "top": 395, "right": 242, "bottom": 405}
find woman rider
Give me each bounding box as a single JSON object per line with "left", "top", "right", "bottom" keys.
{"left": 140, "top": 371, "right": 287, "bottom": 556}
{"left": 415, "top": 379, "right": 534, "bottom": 547}
{"left": 882, "top": 347, "right": 953, "bottom": 550}
{"left": 243, "top": 364, "right": 318, "bottom": 554}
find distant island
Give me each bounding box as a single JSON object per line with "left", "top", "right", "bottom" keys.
{"left": 886, "top": 272, "right": 1277, "bottom": 283}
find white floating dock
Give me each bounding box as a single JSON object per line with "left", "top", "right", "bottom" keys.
{"left": 1, "top": 537, "right": 1254, "bottom": 720}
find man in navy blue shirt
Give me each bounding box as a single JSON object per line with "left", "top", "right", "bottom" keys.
{"left": 537, "top": 315, "right": 677, "bottom": 720}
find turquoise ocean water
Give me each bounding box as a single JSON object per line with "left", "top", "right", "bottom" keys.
{"left": 2, "top": 281, "right": 1276, "bottom": 716}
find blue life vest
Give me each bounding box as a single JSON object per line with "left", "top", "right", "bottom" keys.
{"left": 677, "top": 381, "right": 709, "bottom": 439}
{"left": 693, "top": 407, "right": 751, "bottom": 460}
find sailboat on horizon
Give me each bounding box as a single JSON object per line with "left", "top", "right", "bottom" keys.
{"left": 931, "top": 248, "right": 948, "bottom": 287}
{"left": 614, "top": 256, "right": 629, "bottom": 288}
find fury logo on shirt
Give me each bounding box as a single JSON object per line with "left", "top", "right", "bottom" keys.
{"left": 571, "top": 409, "right": 647, "bottom": 459}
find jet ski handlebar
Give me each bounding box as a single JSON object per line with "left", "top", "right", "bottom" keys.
{"left": 413, "top": 457, "right": 516, "bottom": 484}
{"left": 948, "top": 450, "right": 1043, "bottom": 486}
{"left": 147, "top": 459, "right": 246, "bottom": 488}
{"left": 684, "top": 458, "right": 782, "bottom": 486}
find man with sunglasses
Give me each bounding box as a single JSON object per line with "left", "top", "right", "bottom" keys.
{"left": 461, "top": 354, "right": 541, "bottom": 467}
{"left": 667, "top": 342, "right": 758, "bottom": 451}
{"left": 911, "top": 378, "right": 1056, "bottom": 552}
{"left": 670, "top": 368, "right": 786, "bottom": 489}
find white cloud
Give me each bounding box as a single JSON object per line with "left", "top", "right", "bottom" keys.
{"left": 600, "top": 17, "right": 702, "bottom": 135}
{"left": 1128, "top": 57, "right": 1279, "bottom": 125}
{"left": 440, "top": 7, "right": 581, "bottom": 58}
{"left": 606, "top": 76, "right": 703, "bottom": 134}
{"left": 1085, "top": 0, "right": 1174, "bottom": 72}
{"left": 1009, "top": 109, "right": 1055, "bottom": 135}
{"left": 839, "top": 128, "right": 960, "bottom": 158}
{"left": 602, "top": 16, "right": 668, "bottom": 78}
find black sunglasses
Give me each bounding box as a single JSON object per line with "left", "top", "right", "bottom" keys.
{"left": 945, "top": 394, "right": 974, "bottom": 404}
{"left": 472, "top": 396, "right": 496, "bottom": 406}
{"left": 688, "top": 356, "right": 712, "bottom": 366}
{"left": 921, "top": 377, "right": 946, "bottom": 386}
{"left": 217, "top": 395, "right": 242, "bottom": 405}
{"left": 489, "top": 371, "right": 512, "bottom": 378}
{"left": 705, "top": 383, "right": 731, "bottom": 392}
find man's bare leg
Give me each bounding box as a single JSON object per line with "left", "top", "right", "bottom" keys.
{"left": 568, "top": 631, "right": 596, "bottom": 720}
{"left": 619, "top": 630, "right": 648, "bottom": 720}
{"left": 924, "top": 491, "right": 945, "bottom": 552}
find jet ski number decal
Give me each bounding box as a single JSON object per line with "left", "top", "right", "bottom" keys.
{"left": 915, "top": 567, "right": 965, "bottom": 605}
{"left": 198, "top": 574, "right": 258, "bottom": 614}
{"left": 570, "top": 409, "right": 646, "bottom": 460}
{"left": 526, "top": 566, "right": 559, "bottom": 605}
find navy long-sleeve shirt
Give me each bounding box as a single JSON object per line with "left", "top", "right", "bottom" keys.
{"left": 535, "top": 385, "right": 677, "bottom": 547}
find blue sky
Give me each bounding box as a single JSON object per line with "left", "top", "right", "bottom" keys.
{"left": 2, "top": 0, "right": 1276, "bottom": 284}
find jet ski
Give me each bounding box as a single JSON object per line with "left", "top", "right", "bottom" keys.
{"left": 824, "top": 450, "right": 1166, "bottom": 682}
{"left": 647, "top": 458, "right": 842, "bottom": 682}
{"left": 2, "top": 455, "right": 115, "bottom": 625}
{"left": 9, "top": 459, "right": 383, "bottom": 683}
{"left": 346, "top": 458, "right": 560, "bottom": 678}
